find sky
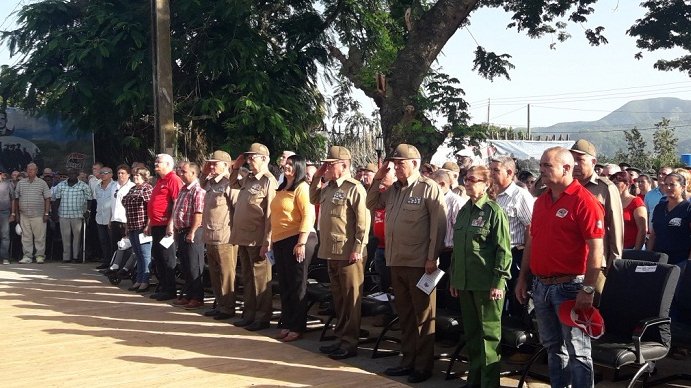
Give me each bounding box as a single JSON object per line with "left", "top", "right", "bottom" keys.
{"left": 1, "top": 0, "right": 690, "bottom": 130}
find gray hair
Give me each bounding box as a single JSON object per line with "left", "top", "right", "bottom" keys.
{"left": 491, "top": 155, "right": 516, "bottom": 174}
{"left": 156, "top": 153, "right": 175, "bottom": 167}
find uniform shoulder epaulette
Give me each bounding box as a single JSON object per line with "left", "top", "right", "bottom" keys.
{"left": 597, "top": 176, "right": 615, "bottom": 186}
{"left": 343, "top": 177, "right": 360, "bottom": 186}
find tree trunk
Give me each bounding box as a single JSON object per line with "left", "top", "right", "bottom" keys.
{"left": 332, "top": 0, "right": 480, "bottom": 157}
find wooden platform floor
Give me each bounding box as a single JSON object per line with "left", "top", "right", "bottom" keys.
{"left": 1, "top": 262, "right": 689, "bottom": 387}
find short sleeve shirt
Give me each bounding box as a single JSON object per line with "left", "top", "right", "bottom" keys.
{"left": 54, "top": 180, "right": 92, "bottom": 218}
{"left": 651, "top": 200, "right": 691, "bottom": 264}
{"left": 148, "top": 171, "right": 183, "bottom": 226}
{"left": 15, "top": 177, "right": 51, "bottom": 217}
{"left": 530, "top": 180, "right": 605, "bottom": 277}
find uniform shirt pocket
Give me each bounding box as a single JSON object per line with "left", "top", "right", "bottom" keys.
{"left": 329, "top": 233, "right": 347, "bottom": 255}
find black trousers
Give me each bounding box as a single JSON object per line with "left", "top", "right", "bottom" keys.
{"left": 152, "top": 225, "right": 177, "bottom": 295}
{"left": 273, "top": 233, "right": 316, "bottom": 332}
{"left": 110, "top": 221, "right": 127, "bottom": 249}
{"left": 176, "top": 229, "right": 204, "bottom": 301}
{"left": 505, "top": 246, "right": 526, "bottom": 317}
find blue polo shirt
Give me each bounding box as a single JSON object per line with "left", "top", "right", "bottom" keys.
{"left": 651, "top": 200, "right": 691, "bottom": 264}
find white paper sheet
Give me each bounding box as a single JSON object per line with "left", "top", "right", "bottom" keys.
{"left": 416, "top": 268, "right": 445, "bottom": 295}
{"left": 159, "top": 235, "right": 175, "bottom": 248}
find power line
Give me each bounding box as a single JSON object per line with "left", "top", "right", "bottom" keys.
{"left": 468, "top": 81, "right": 691, "bottom": 105}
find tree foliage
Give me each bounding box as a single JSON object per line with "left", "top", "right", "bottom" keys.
{"left": 0, "top": 0, "right": 331, "bottom": 165}
{"left": 652, "top": 118, "right": 679, "bottom": 169}
{"left": 1, "top": 0, "right": 617, "bottom": 165}
{"left": 628, "top": 0, "right": 691, "bottom": 77}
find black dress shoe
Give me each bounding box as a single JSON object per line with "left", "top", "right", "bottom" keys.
{"left": 96, "top": 264, "right": 109, "bottom": 270}
{"left": 407, "top": 370, "right": 432, "bottom": 384}
{"left": 204, "top": 309, "right": 221, "bottom": 317}
{"left": 245, "top": 321, "right": 270, "bottom": 331}
{"left": 233, "top": 318, "right": 254, "bottom": 327}
{"left": 127, "top": 284, "right": 141, "bottom": 291}
{"left": 213, "top": 312, "right": 235, "bottom": 320}
{"left": 136, "top": 285, "right": 151, "bottom": 293}
{"left": 384, "top": 366, "right": 413, "bottom": 376}
{"left": 319, "top": 342, "right": 341, "bottom": 354}
{"left": 328, "top": 348, "right": 357, "bottom": 360}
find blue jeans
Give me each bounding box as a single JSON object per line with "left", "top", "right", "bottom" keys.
{"left": 129, "top": 230, "right": 152, "bottom": 284}
{"left": 0, "top": 210, "right": 10, "bottom": 259}
{"left": 532, "top": 279, "right": 594, "bottom": 388}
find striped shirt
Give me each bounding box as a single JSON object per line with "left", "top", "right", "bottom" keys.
{"left": 53, "top": 180, "right": 92, "bottom": 218}
{"left": 122, "top": 183, "right": 153, "bottom": 231}
{"left": 444, "top": 190, "right": 468, "bottom": 248}
{"left": 172, "top": 179, "right": 205, "bottom": 230}
{"left": 495, "top": 182, "right": 534, "bottom": 247}
{"left": 15, "top": 177, "right": 51, "bottom": 218}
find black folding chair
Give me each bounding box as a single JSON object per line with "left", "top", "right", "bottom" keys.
{"left": 621, "top": 249, "right": 668, "bottom": 264}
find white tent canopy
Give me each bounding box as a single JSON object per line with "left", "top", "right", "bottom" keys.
{"left": 431, "top": 138, "right": 575, "bottom": 166}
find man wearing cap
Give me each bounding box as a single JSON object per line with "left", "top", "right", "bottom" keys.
{"left": 515, "top": 147, "right": 604, "bottom": 388}
{"left": 145, "top": 153, "right": 184, "bottom": 301}
{"left": 490, "top": 155, "right": 535, "bottom": 317}
{"left": 201, "top": 150, "right": 240, "bottom": 320}
{"left": 570, "top": 139, "right": 623, "bottom": 283}
{"left": 168, "top": 162, "right": 206, "bottom": 309}
{"left": 367, "top": 144, "right": 446, "bottom": 383}
{"left": 358, "top": 163, "right": 377, "bottom": 190}
{"left": 229, "top": 143, "right": 278, "bottom": 331}
{"left": 441, "top": 161, "right": 466, "bottom": 197}
{"left": 310, "top": 145, "right": 370, "bottom": 360}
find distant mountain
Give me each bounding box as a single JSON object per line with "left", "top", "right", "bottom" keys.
{"left": 532, "top": 97, "right": 691, "bottom": 156}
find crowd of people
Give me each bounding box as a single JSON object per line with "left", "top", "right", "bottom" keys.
{"left": 2, "top": 138, "right": 690, "bottom": 387}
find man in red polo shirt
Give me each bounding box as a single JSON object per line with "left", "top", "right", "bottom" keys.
{"left": 515, "top": 146, "right": 604, "bottom": 388}
{"left": 146, "top": 153, "right": 183, "bottom": 301}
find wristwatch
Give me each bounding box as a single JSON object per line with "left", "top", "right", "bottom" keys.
{"left": 582, "top": 285, "right": 595, "bottom": 294}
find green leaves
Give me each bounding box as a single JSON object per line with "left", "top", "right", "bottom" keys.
{"left": 472, "top": 46, "right": 515, "bottom": 81}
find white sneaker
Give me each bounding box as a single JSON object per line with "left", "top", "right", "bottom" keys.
{"left": 18, "top": 257, "right": 32, "bottom": 264}
{"left": 2, "top": 259, "right": 9, "bottom": 265}
{"left": 36, "top": 256, "right": 45, "bottom": 264}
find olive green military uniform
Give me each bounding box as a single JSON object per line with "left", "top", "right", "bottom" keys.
{"left": 310, "top": 173, "right": 369, "bottom": 353}
{"left": 367, "top": 167, "right": 446, "bottom": 375}
{"left": 451, "top": 193, "right": 511, "bottom": 388}
{"left": 230, "top": 168, "right": 278, "bottom": 325}
{"left": 202, "top": 153, "right": 240, "bottom": 317}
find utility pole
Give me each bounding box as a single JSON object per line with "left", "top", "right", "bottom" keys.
{"left": 527, "top": 103, "right": 531, "bottom": 139}
{"left": 486, "top": 98, "right": 490, "bottom": 131}
{"left": 151, "top": 0, "right": 175, "bottom": 156}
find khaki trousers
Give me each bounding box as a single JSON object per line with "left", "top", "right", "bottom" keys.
{"left": 238, "top": 245, "right": 273, "bottom": 323}
{"left": 20, "top": 215, "right": 46, "bottom": 258}
{"left": 206, "top": 243, "right": 238, "bottom": 315}
{"left": 390, "top": 266, "right": 436, "bottom": 373}
{"left": 327, "top": 259, "right": 364, "bottom": 352}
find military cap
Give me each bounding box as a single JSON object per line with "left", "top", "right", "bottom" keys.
{"left": 322, "top": 146, "right": 351, "bottom": 161}
{"left": 389, "top": 144, "right": 421, "bottom": 160}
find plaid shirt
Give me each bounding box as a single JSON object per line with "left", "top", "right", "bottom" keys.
{"left": 121, "top": 183, "right": 153, "bottom": 230}
{"left": 173, "top": 179, "right": 205, "bottom": 230}
{"left": 53, "top": 180, "right": 92, "bottom": 218}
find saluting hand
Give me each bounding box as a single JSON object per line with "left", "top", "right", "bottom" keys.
{"left": 373, "top": 164, "right": 390, "bottom": 181}
{"left": 232, "top": 154, "right": 246, "bottom": 171}
{"left": 314, "top": 162, "right": 328, "bottom": 179}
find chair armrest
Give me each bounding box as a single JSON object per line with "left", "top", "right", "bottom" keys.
{"left": 632, "top": 317, "right": 671, "bottom": 364}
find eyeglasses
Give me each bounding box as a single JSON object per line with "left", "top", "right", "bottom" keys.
{"left": 100, "top": 171, "right": 112, "bottom": 174}
{"left": 464, "top": 177, "right": 485, "bottom": 184}
{"left": 663, "top": 183, "right": 680, "bottom": 188}
{"left": 246, "top": 154, "right": 263, "bottom": 160}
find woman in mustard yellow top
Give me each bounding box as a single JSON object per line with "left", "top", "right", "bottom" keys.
{"left": 270, "top": 154, "right": 316, "bottom": 342}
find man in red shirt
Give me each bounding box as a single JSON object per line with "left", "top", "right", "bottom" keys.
{"left": 515, "top": 147, "right": 604, "bottom": 388}
{"left": 146, "top": 153, "right": 183, "bottom": 301}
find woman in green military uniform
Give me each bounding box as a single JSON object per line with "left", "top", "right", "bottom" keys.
{"left": 450, "top": 165, "right": 511, "bottom": 388}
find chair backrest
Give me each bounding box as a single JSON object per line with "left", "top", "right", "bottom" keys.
{"left": 621, "top": 249, "right": 668, "bottom": 264}
{"left": 599, "top": 259, "right": 680, "bottom": 344}
{"left": 676, "top": 264, "right": 691, "bottom": 325}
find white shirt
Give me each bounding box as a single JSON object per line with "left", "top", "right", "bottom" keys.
{"left": 111, "top": 180, "right": 135, "bottom": 223}
{"left": 443, "top": 190, "right": 468, "bottom": 248}
{"left": 496, "top": 182, "right": 534, "bottom": 247}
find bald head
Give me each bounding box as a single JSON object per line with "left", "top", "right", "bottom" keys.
{"left": 540, "top": 147, "right": 574, "bottom": 190}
